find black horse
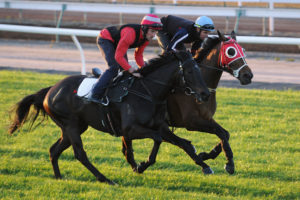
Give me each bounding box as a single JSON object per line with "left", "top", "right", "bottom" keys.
{"left": 9, "top": 51, "right": 210, "bottom": 185}
{"left": 121, "top": 31, "right": 253, "bottom": 175}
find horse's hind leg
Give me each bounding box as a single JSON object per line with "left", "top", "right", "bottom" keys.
{"left": 65, "top": 124, "right": 116, "bottom": 185}
{"left": 160, "top": 125, "right": 214, "bottom": 175}
{"left": 49, "top": 134, "right": 71, "bottom": 179}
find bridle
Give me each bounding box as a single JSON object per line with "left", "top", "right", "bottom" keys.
{"left": 197, "top": 37, "right": 248, "bottom": 91}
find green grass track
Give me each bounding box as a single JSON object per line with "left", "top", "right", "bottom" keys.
{"left": 0, "top": 70, "right": 299, "bottom": 200}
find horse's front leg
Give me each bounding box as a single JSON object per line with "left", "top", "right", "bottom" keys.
{"left": 160, "top": 124, "right": 214, "bottom": 175}
{"left": 190, "top": 119, "right": 234, "bottom": 174}
{"left": 124, "top": 124, "right": 162, "bottom": 174}
{"left": 121, "top": 137, "right": 138, "bottom": 172}
{"left": 136, "top": 139, "right": 161, "bottom": 173}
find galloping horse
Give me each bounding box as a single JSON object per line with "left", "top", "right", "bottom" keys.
{"left": 9, "top": 51, "right": 210, "bottom": 184}
{"left": 121, "top": 30, "right": 253, "bottom": 174}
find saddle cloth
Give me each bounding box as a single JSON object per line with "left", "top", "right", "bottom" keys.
{"left": 77, "top": 78, "right": 98, "bottom": 98}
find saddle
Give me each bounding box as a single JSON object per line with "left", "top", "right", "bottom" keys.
{"left": 106, "top": 72, "right": 135, "bottom": 103}
{"left": 77, "top": 68, "right": 135, "bottom": 105}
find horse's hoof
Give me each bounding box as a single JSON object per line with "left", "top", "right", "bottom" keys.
{"left": 202, "top": 167, "right": 214, "bottom": 175}
{"left": 54, "top": 175, "right": 62, "bottom": 179}
{"left": 106, "top": 179, "right": 117, "bottom": 186}
{"left": 132, "top": 167, "right": 138, "bottom": 173}
{"left": 198, "top": 152, "right": 209, "bottom": 161}
{"left": 224, "top": 163, "right": 235, "bottom": 174}
{"left": 137, "top": 162, "right": 146, "bottom": 174}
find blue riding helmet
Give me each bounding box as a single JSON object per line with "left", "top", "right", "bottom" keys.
{"left": 194, "top": 16, "right": 215, "bottom": 32}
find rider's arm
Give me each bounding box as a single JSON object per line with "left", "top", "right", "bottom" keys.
{"left": 115, "top": 27, "right": 136, "bottom": 71}
{"left": 167, "top": 28, "right": 189, "bottom": 51}
{"left": 134, "top": 40, "right": 149, "bottom": 68}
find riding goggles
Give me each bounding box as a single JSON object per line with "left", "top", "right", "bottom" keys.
{"left": 195, "top": 24, "right": 215, "bottom": 31}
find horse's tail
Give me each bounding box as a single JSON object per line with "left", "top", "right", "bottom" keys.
{"left": 9, "top": 86, "right": 52, "bottom": 134}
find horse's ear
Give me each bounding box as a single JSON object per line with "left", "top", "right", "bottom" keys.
{"left": 231, "top": 30, "right": 237, "bottom": 40}
{"left": 217, "top": 30, "right": 226, "bottom": 41}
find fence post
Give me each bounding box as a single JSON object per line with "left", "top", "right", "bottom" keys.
{"left": 71, "top": 35, "right": 86, "bottom": 75}
{"left": 56, "top": 4, "right": 67, "bottom": 43}
{"left": 223, "top": 2, "right": 229, "bottom": 34}
{"left": 269, "top": 0, "right": 274, "bottom": 36}
{"left": 18, "top": 9, "right": 23, "bottom": 23}
{"left": 234, "top": 8, "right": 245, "bottom": 33}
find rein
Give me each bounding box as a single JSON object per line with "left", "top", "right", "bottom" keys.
{"left": 127, "top": 59, "right": 194, "bottom": 103}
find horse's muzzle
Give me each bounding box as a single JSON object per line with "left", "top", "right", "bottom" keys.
{"left": 195, "top": 91, "right": 210, "bottom": 103}
{"left": 239, "top": 72, "right": 253, "bottom": 85}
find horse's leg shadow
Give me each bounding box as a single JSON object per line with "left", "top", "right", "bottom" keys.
{"left": 160, "top": 125, "right": 214, "bottom": 175}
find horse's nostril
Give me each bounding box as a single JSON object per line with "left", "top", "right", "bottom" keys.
{"left": 243, "top": 73, "right": 253, "bottom": 80}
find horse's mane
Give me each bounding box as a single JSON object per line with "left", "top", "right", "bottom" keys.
{"left": 138, "top": 51, "right": 177, "bottom": 76}
{"left": 194, "top": 37, "right": 221, "bottom": 62}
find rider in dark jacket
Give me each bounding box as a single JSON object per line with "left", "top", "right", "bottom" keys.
{"left": 156, "top": 15, "right": 215, "bottom": 55}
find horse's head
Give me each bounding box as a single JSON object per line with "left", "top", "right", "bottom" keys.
{"left": 174, "top": 51, "right": 210, "bottom": 102}
{"left": 217, "top": 30, "right": 253, "bottom": 85}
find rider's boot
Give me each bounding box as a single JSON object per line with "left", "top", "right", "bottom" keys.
{"left": 88, "top": 93, "right": 103, "bottom": 104}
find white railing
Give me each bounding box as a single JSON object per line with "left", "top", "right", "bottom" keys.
{"left": 1, "top": 0, "right": 300, "bottom": 36}
{"left": 1, "top": 24, "right": 300, "bottom": 74}
{"left": 2, "top": 1, "right": 299, "bottom": 17}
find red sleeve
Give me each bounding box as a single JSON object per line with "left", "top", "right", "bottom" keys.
{"left": 99, "top": 29, "right": 114, "bottom": 42}
{"left": 115, "top": 27, "right": 136, "bottom": 71}
{"left": 135, "top": 40, "right": 149, "bottom": 68}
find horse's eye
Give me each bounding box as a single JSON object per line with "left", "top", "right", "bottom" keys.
{"left": 225, "top": 47, "right": 237, "bottom": 58}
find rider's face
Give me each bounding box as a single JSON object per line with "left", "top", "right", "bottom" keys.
{"left": 197, "top": 28, "right": 210, "bottom": 40}
{"left": 146, "top": 29, "right": 158, "bottom": 41}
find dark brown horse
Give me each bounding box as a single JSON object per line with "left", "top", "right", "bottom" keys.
{"left": 9, "top": 51, "right": 211, "bottom": 185}
{"left": 121, "top": 30, "right": 253, "bottom": 175}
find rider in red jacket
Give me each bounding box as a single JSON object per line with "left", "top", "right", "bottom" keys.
{"left": 89, "top": 14, "right": 163, "bottom": 104}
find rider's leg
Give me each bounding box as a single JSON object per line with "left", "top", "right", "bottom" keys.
{"left": 90, "top": 37, "right": 120, "bottom": 102}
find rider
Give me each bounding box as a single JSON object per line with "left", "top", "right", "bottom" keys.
{"left": 89, "top": 14, "right": 163, "bottom": 104}
{"left": 156, "top": 15, "right": 215, "bottom": 55}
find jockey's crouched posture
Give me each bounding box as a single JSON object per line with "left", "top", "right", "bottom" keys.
{"left": 156, "top": 15, "right": 215, "bottom": 55}
{"left": 89, "top": 14, "right": 163, "bottom": 104}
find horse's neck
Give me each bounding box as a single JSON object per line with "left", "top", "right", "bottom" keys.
{"left": 143, "top": 61, "right": 178, "bottom": 101}
{"left": 202, "top": 66, "right": 222, "bottom": 91}
{"left": 201, "top": 45, "right": 223, "bottom": 91}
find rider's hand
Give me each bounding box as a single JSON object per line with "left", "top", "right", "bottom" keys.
{"left": 128, "top": 66, "right": 136, "bottom": 73}
{"left": 128, "top": 66, "right": 142, "bottom": 78}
